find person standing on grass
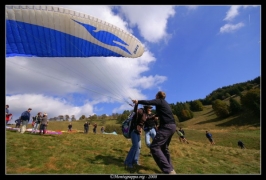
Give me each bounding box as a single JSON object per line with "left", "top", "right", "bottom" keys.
{"left": 143, "top": 105, "right": 158, "bottom": 155}
{"left": 6, "top": 105, "right": 9, "bottom": 115}
{"left": 32, "top": 112, "right": 42, "bottom": 134}
{"left": 20, "top": 108, "right": 32, "bottom": 133}
{"left": 93, "top": 123, "right": 97, "bottom": 134}
{"left": 101, "top": 126, "right": 105, "bottom": 133}
{"left": 68, "top": 123, "right": 72, "bottom": 132}
{"left": 177, "top": 127, "right": 189, "bottom": 144}
{"left": 124, "top": 102, "right": 147, "bottom": 172}
{"left": 84, "top": 122, "right": 89, "bottom": 134}
{"left": 132, "top": 91, "right": 177, "bottom": 174}
{"left": 206, "top": 131, "right": 215, "bottom": 145}
{"left": 238, "top": 140, "right": 245, "bottom": 149}
{"left": 39, "top": 113, "right": 48, "bottom": 135}
{"left": 31, "top": 115, "right": 36, "bottom": 127}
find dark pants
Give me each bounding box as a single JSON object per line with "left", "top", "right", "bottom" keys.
{"left": 40, "top": 124, "right": 47, "bottom": 134}
{"left": 150, "top": 123, "right": 176, "bottom": 174}
{"left": 84, "top": 127, "right": 88, "bottom": 133}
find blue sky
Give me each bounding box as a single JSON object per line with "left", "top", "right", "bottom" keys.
{"left": 5, "top": 5, "right": 261, "bottom": 122}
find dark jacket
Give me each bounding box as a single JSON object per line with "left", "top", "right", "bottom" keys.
{"left": 36, "top": 115, "right": 42, "bottom": 124}
{"left": 206, "top": 133, "right": 212, "bottom": 139}
{"left": 238, "top": 140, "right": 244, "bottom": 146}
{"left": 21, "top": 111, "right": 31, "bottom": 121}
{"left": 84, "top": 123, "right": 89, "bottom": 128}
{"left": 138, "top": 99, "right": 175, "bottom": 126}
{"left": 144, "top": 114, "right": 158, "bottom": 130}
{"left": 132, "top": 104, "right": 147, "bottom": 129}
{"left": 15, "top": 119, "right": 21, "bottom": 124}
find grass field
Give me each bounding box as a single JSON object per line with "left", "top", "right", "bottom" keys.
{"left": 5, "top": 105, "right": 261, "bottom": 175}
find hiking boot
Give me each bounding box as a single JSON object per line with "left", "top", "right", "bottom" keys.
{"left": 128, "top": 167, "right": 135, "bottom": 173}
{"left": 169, "top": 170, "right": 176, "bottom": 174}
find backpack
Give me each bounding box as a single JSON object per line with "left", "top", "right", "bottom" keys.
{"left": 177, "top": 130, "right": 183, "bottom": 136}
{"left": 207, "top": 133, "right": 212, "bottom": 138}
{"left": 121, "top": 112, "right": 136, "bottom": 139}
{"left": 122, "top": 107, "right": 145, "bottom": 139}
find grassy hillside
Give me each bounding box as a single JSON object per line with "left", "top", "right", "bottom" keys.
{"left": 5, "top": 104, "right": 260, "bottom": 175}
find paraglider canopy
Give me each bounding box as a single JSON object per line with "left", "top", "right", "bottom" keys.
{"left": 6, "top": 5, "right": 144, "bottom": 58}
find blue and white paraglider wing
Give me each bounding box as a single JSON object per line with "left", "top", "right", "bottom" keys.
{"left": 6, "top": 5, "right": 144, "bottom": 58}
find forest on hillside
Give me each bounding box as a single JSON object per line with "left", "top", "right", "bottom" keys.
{"left": 116, "top": 76, "right": 260, "bottom": 124}
{"left": 168, "top": 76, "right": 260, "bottom": 122}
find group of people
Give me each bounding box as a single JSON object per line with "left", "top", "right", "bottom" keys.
{"left": 125, "top": 91, "right": 177, "bottom": 174}
{"left": 67, "top": 122, "right": 99, "bottom": 134}
{"left": 13, "top": 108, "right": 49, "bottom": 134}
{"left": 6, "top": 92, "right": 246, "bottom": 175}
{"left": 123, "top": 90, "right": 246, "bottom": 174}
{"left": 32, "top": 112, "right": 49, "bottom": 134}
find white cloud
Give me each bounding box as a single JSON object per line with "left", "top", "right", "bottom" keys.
{"left": 117, "top": 5, "right": 176, "bottom": 43}
{"left": 223, "top": 5, "right": 242, "bottom": 22}
{"left": 6, "top": 52, "right": 165, "bottom": 121}
{"left": 223, "top": 5, "right": 259, "bottom": 22}
{"left": 219, "top": 22, "right": 245, "bottom": 33}
{"left": 6, "top": 94, "right": 93, "bottom": 120}
{"left": 220, "top": 5, "right": 258, "bottom": 33}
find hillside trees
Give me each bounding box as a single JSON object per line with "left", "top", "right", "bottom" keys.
{"left": 203, "top": 76, "right": 259, "bottom": 105}
{"left": 190, "top": 100, "right": 204, "bottom": 111}
{"left": 241, "top": 88, "right": 260, "bottom": 117}
{"left": 89, "top": 114, "right": 98, "bottom": 120}
{"left": 229, "top": 98, "right": 242, "bottom": 114}
{"left": 58, "top": 115, "right": 64, "bottom": 121}
{"left": 79, "top": 115, "right": 86, "bottom": 120}
{"left": 65, "top": 115, "right": 70, "bottom": 121}
{"left": 71, "top": 115, "right": 76, "bottom": 121}
{"left": 212, "top": 99, "right": 230, "bottom": 118}
{"left": 116, "top": 110, "right": 131, "bottom": 124}
{"left": 170, "top": 102, "right": 194, "bottom": 122}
